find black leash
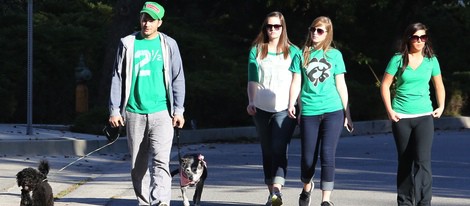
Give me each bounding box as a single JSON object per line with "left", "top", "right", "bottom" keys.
{"left": 55, "top": 125, "right": 121, "bottom": 173}
{"left": 57, "top": 127, "right": 179, "bottom": 173}
{"left": 57, "top": 138, "right": 119, "bottom": 172}
{"left": 175, "top": 127, "right": 182, "bottom": 162}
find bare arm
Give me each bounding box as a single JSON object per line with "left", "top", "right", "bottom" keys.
{"left": 246, "top": 81, "right": 258, "bottom": 116}
{"left": 431, "top": 74, "right": 445, "bottom": 118}
{"left": 288, "top": 73, "right": 302, "bottom": 119}
{"left": 380, "top": 73, "right": 400, "bottom": 122}
{"left": 335, "top": 74, "right": 353, "bottom": 132}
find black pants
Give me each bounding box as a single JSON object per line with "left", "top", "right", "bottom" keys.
{"left": 392, "top": 115, "right": 434, "bottom": 206}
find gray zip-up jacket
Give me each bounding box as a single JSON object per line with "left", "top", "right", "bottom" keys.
{"left": 109, "top": 32, "right": 185, "bottom": 118}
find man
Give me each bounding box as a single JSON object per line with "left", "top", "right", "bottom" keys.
{"left": 108, "top": 2, "right": 185, "bottom": 205}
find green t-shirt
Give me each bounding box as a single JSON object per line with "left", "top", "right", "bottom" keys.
{"left": 290, "top": 48, "right": 346, "bottom": 116}
{"left": 126, "top": 34, "right": 167, "bottom": 114}
{"left": 247, "top": 45, "right": 301, "bottom": 112}
{"left": 385, "top": 54, "right": 441, "bottom": 114}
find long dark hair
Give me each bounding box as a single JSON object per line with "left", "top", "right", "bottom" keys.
{"left": 251, "top": 11, "right": 292, "bottom": 59}
{"left": 399, "top": 22, "right": 435, "bottom": 72}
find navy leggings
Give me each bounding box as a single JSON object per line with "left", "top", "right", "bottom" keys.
{"left": 300, "top": 109, "right": 344, "bottom": 191}
{"left": 392, "top": 115, "right": 434, "bottom": 206}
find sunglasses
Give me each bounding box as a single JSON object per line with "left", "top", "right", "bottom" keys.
{"left": 266, "top": 24, "right": 282, "bottom": 31}
{"left": 409, "top": 35, "right": 428, "bottom": 42}
{"left": 309, "top": 27, "right": 326, "bottom": 35}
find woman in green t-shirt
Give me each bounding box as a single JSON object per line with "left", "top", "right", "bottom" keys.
{"left": 288, "top": 16, "right": 353, "bottom": 206}
{"left": 247, "top": 11, "right": 300, "bottom": 206}
{"left": 380, "top": 22, "right": 445, "bottom": 206}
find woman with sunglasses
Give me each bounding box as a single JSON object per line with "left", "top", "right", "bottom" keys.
{"left": 247, "top": 11, "right": 301, "bottom": 206}
{"left": 288, "top": 16, "right": 353, "bottom": 206}
{"left": 380, "top": 23, "right": 445, "bottom": 206}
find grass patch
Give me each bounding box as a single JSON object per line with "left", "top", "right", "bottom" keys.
{"left": 54, "top": 177, "right": 93, "bottom": 200}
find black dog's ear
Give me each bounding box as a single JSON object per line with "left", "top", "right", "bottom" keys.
{"left": 16, "top": 171, "right": 23, "bottom": 187}
{"left": 103, "top": 123, "right": 121, "bottom": 143}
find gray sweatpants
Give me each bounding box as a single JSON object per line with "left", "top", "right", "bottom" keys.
{"left": 126, "top": 110, "right": 174, "bottom": 206}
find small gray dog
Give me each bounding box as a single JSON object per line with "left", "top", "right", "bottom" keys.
{"left": 171, "top": 153, "right": 207, "bottom": 206}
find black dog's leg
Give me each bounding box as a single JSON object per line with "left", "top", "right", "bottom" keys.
{"left": 181, "top": 186, "right": 190, "bottom": 206}
{"left": 20, "top": 189, "right": 32, "bottom": 206}
{"left": 44, "top": 182, "right": 55, "bottom": 206}
{"left": 32, "top": 182, "right": 54, "bottom": 206}
{"left": 193, "top": 168, "right": 207, "bottom": 206}
{"left": 193, "top": 179, "right": 205, "bottom": 206}
{"left": 32, "top": 188, "right": 46, "bottom": 206}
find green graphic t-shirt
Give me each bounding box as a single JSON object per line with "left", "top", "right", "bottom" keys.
{"left": 126, "top": 34, "right": 167, "bottom": 114}
{"left": 290, "top": 48, "right": 346, "bottom": 116}
{"left": 385, "top": 54, "right": 441, "bottom": 114}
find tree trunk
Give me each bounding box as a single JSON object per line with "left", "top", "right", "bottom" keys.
{"left": 97, "top": 0, "right": 146, "bottom": 107}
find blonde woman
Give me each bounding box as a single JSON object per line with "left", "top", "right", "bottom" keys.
{"left": 288, "top": 16, "right": 353, "bottom": 206}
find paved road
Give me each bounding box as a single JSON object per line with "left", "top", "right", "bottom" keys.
{"left": 1, "top": 129, "right": 470, "bottom": 206}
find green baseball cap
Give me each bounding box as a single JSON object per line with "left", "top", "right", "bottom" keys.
{"left": 140, "top": 2, "right": 165, "bottom": 20}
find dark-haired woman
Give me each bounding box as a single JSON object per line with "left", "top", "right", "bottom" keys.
{"left": 380, "top": 22, "right": 445, "bottom": 206}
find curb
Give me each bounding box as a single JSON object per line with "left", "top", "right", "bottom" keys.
{"left": 178, "top": 116, "right": 470, "bottom": 143}
{"left": 1, "top": 117, "right": 469, "bottom": 156}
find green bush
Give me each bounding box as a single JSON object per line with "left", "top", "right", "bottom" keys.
{"left": 70, "top": 107, "right": 109, "bottom": 135}
{"left": 444, "top": 71, "right": 470, "bottom": 116}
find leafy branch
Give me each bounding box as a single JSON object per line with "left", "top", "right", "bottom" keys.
{"left": 354, "top": 53, "right": 381, "bottom": 88}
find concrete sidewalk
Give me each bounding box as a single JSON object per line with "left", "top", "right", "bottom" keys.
{"left": 1, "top": 119, "right": 470, "bottom": 205}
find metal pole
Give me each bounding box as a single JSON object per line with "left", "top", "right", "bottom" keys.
{"left": 27, "top": 0, "right": 33, "bottom": 135}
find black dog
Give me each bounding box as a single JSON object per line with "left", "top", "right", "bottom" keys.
{"left": 16, "top": 160, "right": 54, "bottom": 206}
{"left": 171, "top": 153, "right": 207, "bottom": 206}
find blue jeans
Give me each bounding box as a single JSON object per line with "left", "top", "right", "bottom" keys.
{"left": 300, "top": 109, "right": 344, "bottom": 191}
{"left": 253, "top": 108, "right": 297, "bottom": 186}
{"left": 392, "top": 115, "right": 434, "bottom": 206}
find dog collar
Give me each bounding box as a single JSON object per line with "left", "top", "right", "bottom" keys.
{"left": 179, "top": 170, "right": 198, "bottom": 187}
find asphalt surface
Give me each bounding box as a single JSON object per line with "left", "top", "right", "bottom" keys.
{"left": 1, "top": 125, "right": 469, "bottom": 206}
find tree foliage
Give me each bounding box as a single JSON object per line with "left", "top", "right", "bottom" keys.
{"left": 0, "top": 0, "right": 112, "bottom": 123}
{"left": 1, "top": 0, "right": 469, "bottom": 129}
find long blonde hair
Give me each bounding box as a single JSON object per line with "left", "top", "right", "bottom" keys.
{"left": 302, "top": 16, "right": 334, "bottom": 68}
{"left": 251, "top": 11, "right": 292, "bottom": 59}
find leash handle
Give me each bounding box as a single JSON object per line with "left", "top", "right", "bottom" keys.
{"left": 175, "top": 127, "right": 182, "bottom": 162}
